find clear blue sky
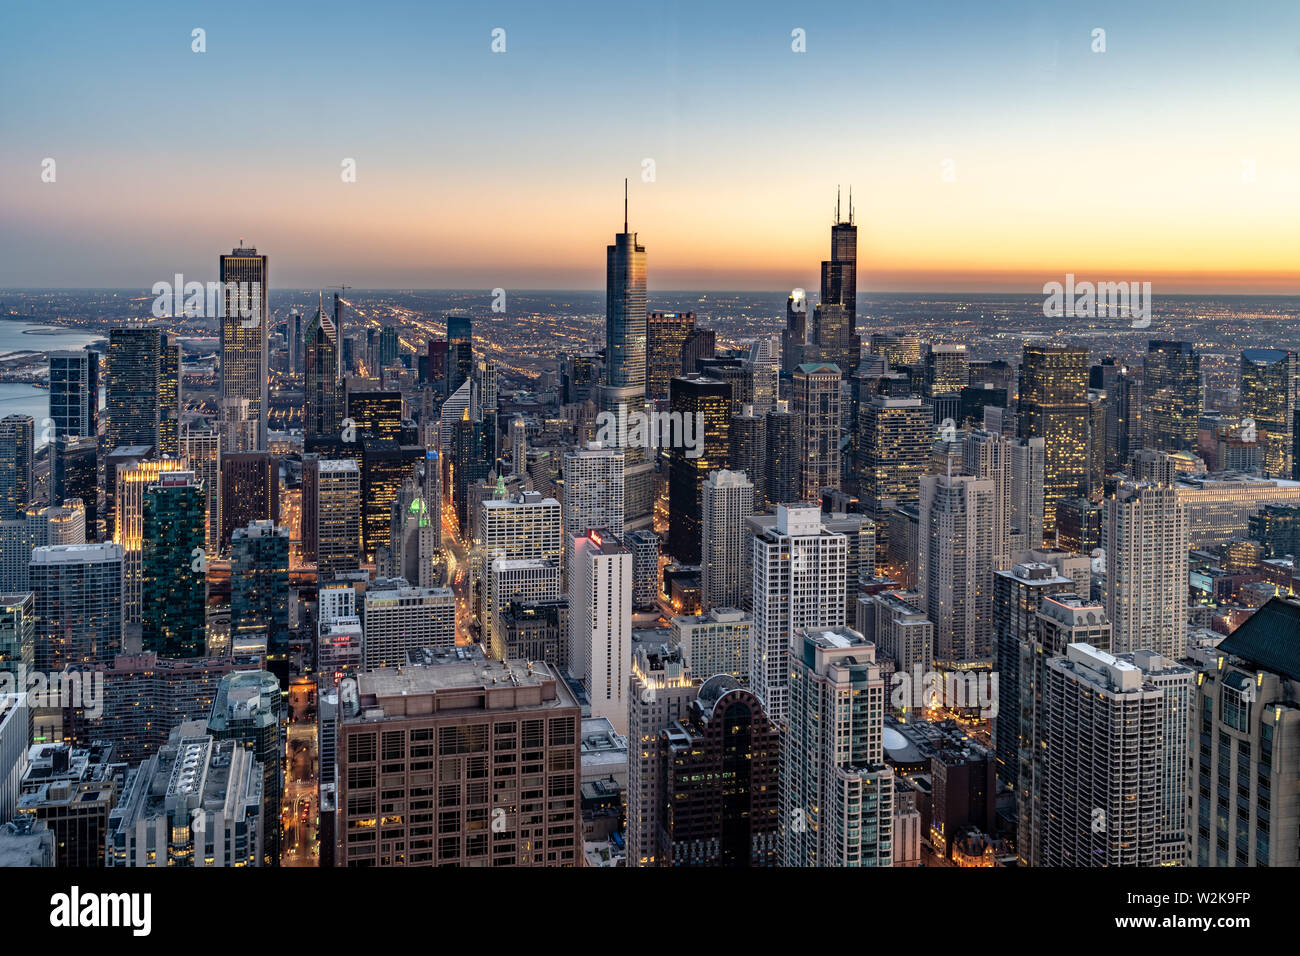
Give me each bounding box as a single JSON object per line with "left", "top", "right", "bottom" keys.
{"left": 2, "top": 0, "right": 1297, "bottom": 291}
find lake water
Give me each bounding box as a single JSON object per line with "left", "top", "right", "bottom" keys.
{"left": 0, "top": 319, "right": 106, "bottom": 359}
{"left": 0, "top": 321, "right": 108, "bottom": 448}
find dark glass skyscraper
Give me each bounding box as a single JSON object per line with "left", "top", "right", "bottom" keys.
{"left": 107, "top": 329, "right": 180, "bottom": 456}
{"left": 1240, "top": 348, "right": 1298, "bottom": 479}
{"left": 666, "top": 374, "right": 731, "bottom": 565}
{"left": 219, "top": 245, "right": 270, "bottom": 451}
{"left": 811, "top": 191, "right": 859, "bottom": 375}
{"left": 48, "top": 349, "right": 99, "bottom": 440}
{"left": 447, "top": 314, "right": 473, "bottom": 395}
{"left": 305, "top": 300, "right": 343, "bottom": 442}
{"left": 1018, "top": 344, "right": 1089, "bottom": 540}
{"left": 230, "top": 520, "right": 289, "bottom": 652}
{"left": 1142, "top": 340, "right": 1202, "bottom": 453}
{"left": 0, "top": 415, "right": 34, "bottom": 520}
{"left": 141, "top": 472, "right": 207, "bottom": 657}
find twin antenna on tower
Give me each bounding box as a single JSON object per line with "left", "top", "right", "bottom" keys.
{"left": 835, "top": 186, "right": 854, "bottom": 225}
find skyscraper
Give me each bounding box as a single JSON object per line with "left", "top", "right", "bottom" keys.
{"left": 1039, "top": 643, "right": 1174, "bottom": 867}
{"left": 52, "top": 436, "right": 98, "bottom": 535}
{"left": 115, "top": 457, "right": 187, "bottom": 624}
{"left": 793, "top": 362, "right": 842, "bottom": 499}
{"left": 479, "top": 492, "right": 563, "bottom": 642}
{"left": 107, "top": 329, "right": 179, "bottom": 457}
{"left": 1240, "top": 348, "right": 1299, "bottom": 479}
{"left": 858, "top": 396, "right": 930, "bottom": 561}
{"left": 1018, "top": 344, "right": 1089, "bottom": 539}
{"left": 1189, "top": 597, "right": 1300, "bottom": 867}
{"left": 962, "top": 428, "right": 1012, "bottom": 571}
{"left": 29, "top": 542, "right": 124, "bottom": 672}
{"left": 0, "top": 416, "right": 34, "bottom": 520}
{"left": 207, "top": 670, "right": 282, "bottom": 866}
{"left": 1142, "top": 340, "right": 1202, "bottom": 453}
{"left": 666, "top": 374, "right": 731, "bottom": 565}
{"left": 809, "top": 192, "right": 859, "bottom": 374}
{"left": 220, "top": 452, "right": 279, "bottom": 552}
{"left": 219, "top": 245, "right": 270, "bottom": 451}
{"left": 658, "top": 674, "right": 780, "bottom": 866}
{"left": 446, "top": 313, "right": 473, "bottom": 396}
{"left": 304, "top": 300, "right": 344, "bottom": 443}
{"left": 562, "top": 443, "right": 624, "bottom": 576}
{"left": 751, "top": 504, "right": 847, "bottom": 723}
{"left": 919, "top": 474, "right": 997, "bottom": 666}
{"left": 700, "top": 469, "right": 754, "bottom": 612}
{"left": 334, "top": 649, "right": 581, "bottom": 866}
{"left": 141, "top": 472, "right": 207, "bottom": 657}
{"left": 108, "top": 726, "right": 264, "bottom": 868}
{"left": 568, "top": 529, "right": 631, "bottom": 734}
{"left": 361, "top": 584, "right": 456, "bottom": 670}
{"left": 764, "top": 400, "right": 800, "bottom": 506}
{"left": 728, "top": 405, "right": 767, "bottom": 510}
{"left": 1103, "top": 472, "right": 1188, "bottom": 660}
{"left": 230, "top": 520, "right": 289, "bottom": 654}
{"left": 48, "top": 349, "right": 98, "bottom": 440}
{"left": 181, "top": 425, "right": 221, "bottom": 557}
{"left": 304, "top": 458, "right": 362, "bottom": 576}
{"left": 603, "top": 183, "right": 646, "bottom": 400}
{"left": 782, "top": 626, "right": 893, "bottom": 867}
{"left": 646, "top": 311, "right": 695, "bottom": 403}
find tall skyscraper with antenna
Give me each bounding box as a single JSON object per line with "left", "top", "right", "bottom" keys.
{"left": 597, "top": 181, "right": 654, "bottom": 530}
{"left": 811, "top": 188, "right": 860, "bottom": 375}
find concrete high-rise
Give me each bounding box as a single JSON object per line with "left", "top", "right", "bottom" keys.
{"left": 334, "top": 648, "right": 582, "bottom": 866}
{"left": 568, "top": 529, "right": 631, "bottom": 734}
{"left": 30, "top": 543, "right": 124, "bottom": 671}
{"left": 782, "top": 626, "right": 893, "bottom": 867}
{"left": 304, "top": 458, "right": 362, "bottom": 577}
{"left": 751, "top": 504, "right": 847, "bottom": 723}
{"left": 562, "top": 443, "right": 624, "bottom": 576}
{"left": 700, "top": 470, "right": 754, "bottom": 612}
{"left": 919, "top": 474, "right": 997, "bottom": 666}
{"left": 1039, "top": 643, "right": 1170, "bottom": 867}
{"left": 1103, "top": 475, "right": 1188, "bottom": 660}
{"left": 361, "top": 584, "right": 456, "bottom": 670}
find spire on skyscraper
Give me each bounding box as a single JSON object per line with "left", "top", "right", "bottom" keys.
{"left": 623, "top": 177, "right": 628, "bottom": 233}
